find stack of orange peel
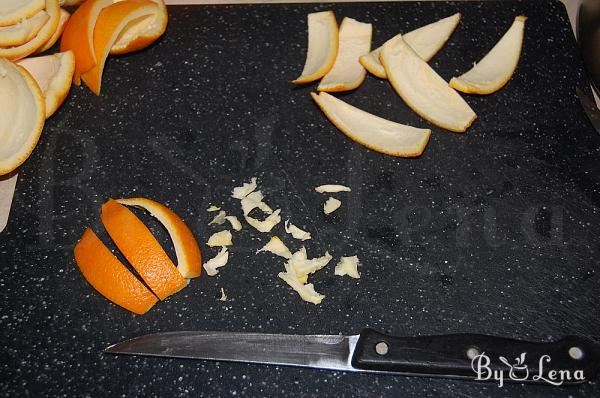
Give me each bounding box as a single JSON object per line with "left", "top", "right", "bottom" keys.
{"left": 60, "top": 0, "right": 168, "bottom": 94}
{"left": 0, "top": 0, "right": 167, "bottom": 175}
{"left": 74, "top": 198, "right": 202, "bottom": 314}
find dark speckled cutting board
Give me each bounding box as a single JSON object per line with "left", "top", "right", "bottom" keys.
{"left": 1, "top": 1, "right": 600, "bottom": 396}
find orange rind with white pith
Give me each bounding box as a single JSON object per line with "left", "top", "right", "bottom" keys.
{"left": 450, "top": 16, "right": 527, "bottom": 95}
{"left": 80, "top": 0, "right": 158, "bottom": 94}
{"left": 0, "top": 0, "right": 60, "bottom": 61}
{"left": 0, "top": 57, "right": 46, "bottom": 175}
{"left": 17, "top": 50, "right": 75, "bottom": 118}
{"left": 381, "top": 34, "right": 476, "bottom": 133}
{"left": 292, "top": 10, "right": 338, "bottom": 84}
{"left": 311, "top": 91, "right": 431, "bottom": 157}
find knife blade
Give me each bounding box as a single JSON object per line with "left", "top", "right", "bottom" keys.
{"left": 105, "top": 329, "right": 600, "bottom": 385}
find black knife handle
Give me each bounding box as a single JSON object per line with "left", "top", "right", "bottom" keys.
{"left": 351, "top": 329, "right": 600, "bottom": 385}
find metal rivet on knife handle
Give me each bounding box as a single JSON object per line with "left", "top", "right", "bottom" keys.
{"left": 375, "top": 342, "right": 389, "bottom": 355}
{"left": 569, "top": 346, "right": 584, "bottom": 360}
{"left": 466, "top": 347, "right": 480, "bottom": 360}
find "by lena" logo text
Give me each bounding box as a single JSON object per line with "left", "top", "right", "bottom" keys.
{"left": 470, "top": 352, "right": 585, "bottom": 387}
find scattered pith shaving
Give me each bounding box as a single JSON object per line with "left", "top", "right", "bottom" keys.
{"left": 278, "top": 263, "right": 325, "bottom": 305}
{"left": 241, "top": 190, "right": 273, "bottom": 216}
{"left": 225, "top": 216, "right": 242, "bottom": 231}
{"left": 208, "top": 210, "right": 227, "bottom": 225}
{"left": 284, "top": 220, "right": 311, "bottom": 241}
{"left": 207, "top": 230, "right": 233, "bottom": 247}
{"left": 334, "top": 256, "right": 361, "bottom": 279}
{"left": 232, "top": 177, "right": 258, "bottom": 199}
{"left": 285, "top": 247, "right": 307, "bottom": 283}
{"left": 203, "top": 247, "right": 229, "bottom": 276}
{"left": 257, "top": 236, "right": 292, "bottom": 259}
{"left": 324, "top": 197, "right": 341, "bottom": 214}
{"left": 245, "top": 209, "right": 282, "bottom": 233}
{"left": 315, "top": 184, "right": 351, "bottom": 193}
{"left": 288, "top": 248, "right": 332, "bottom": 282}
{"left": 206, "top": 177, "right": 359, "bottom": 305}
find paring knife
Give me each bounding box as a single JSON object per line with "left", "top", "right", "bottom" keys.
{"left": 105, "top": 329, "right": 600, "bottom": 385}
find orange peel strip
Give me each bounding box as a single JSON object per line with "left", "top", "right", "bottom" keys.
{"left": 110, "top": 0, "right": 168, "bottom": 55}
{"left": 80, "top": 0, "right": 158, "bottom": 94}
{"left": 310, "top": 91, "right": 431, "bottom": 157}
{"left": 117, "top": 197, "right": 202, "bottom": 279}
{"left": 449, "top": 16, "right": 527, "bottom": 95}
{"left": 292, "top": 10, "right": 338, "bottom": 84}
{"left": 380, "top": 34, "right": 476, "bottom": 133}
{"left": 74, "top": 228, "right": 158, "bottom": 315}
{"left": 101, "top": 199, "right": 187, "bottom": 300}
{"left": 60, "top": 0, "right": 113, "bottom": 84}
{"left": 317, "top": 17, "right": 372, "bottom": 92}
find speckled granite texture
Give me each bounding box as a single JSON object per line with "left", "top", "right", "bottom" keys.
{"left": 1, "top": 1, "right": 599, "bottom": 396}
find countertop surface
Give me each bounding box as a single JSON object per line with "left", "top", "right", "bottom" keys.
{"left": 1, "top": 1, "right": 600, "bottom": 397}
{"left": 0, "top": 0, "right": 596, "bottom": 231}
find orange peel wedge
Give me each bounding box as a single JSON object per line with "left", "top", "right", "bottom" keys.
{"left": 37, "top": 8, "right": 70, "bottom": 53}
{"left": 0, "top": 57, "right": 46, "bottom": 175}
{"left": 311, "top": 91, "right": 431, "bottom": 157}
{"left": 101, "top": 199, "right": 187, "bottom": 300}
{"left": 380, "top": 34, "right": 476, "bottom": 133}
{"left": 0, "top": 0, "right": 46, "bottom": 27}
{"left": 117, "top": 198, "right": 202, "bottom": 278}
{"left": 292, "top": 10, "right": 338, "bottom": 84}
{"left": 80, "top": 0, "right": 158, "bottom": 95}
{"left": 74, "top": 228, "right": 158, "bottom": 315}
{"left": 0, "top": 10, "right": 49, "bottom": 47}
{"left": 317, "top": 17, "right": 372, "bottom": 92}
{"left": 60, "top": 0, "right": 113, "bottom": 84}
{"left": 17, "top": 50, "right": 75, "bottom": 118}
{"left": 116, "top": 197, "right": 202, "bottom": 279}
{"left": 110, "top": 0, "right": 168, "bottom": 55}
{"left": 0, "top": 0, "right": 60, "bottom": 61}
{"left": 360, "top": 13, "right": 461, "bottom": 79}
{"left": 450, "top": 16, "right": 527, "bottom": 95}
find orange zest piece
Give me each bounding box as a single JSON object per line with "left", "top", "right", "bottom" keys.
{"left": 101, "top": 199, "right": 187, "bottom": 300}
{"left": 80, "top": 0, "right": 158, "bottom": 95}
{"left": 74, "top": 228, "right": 158, "bottom": 315}
{"left": 117, "top": 197, "right": 202, "bottom": 279}
{"left": 60, "top": 0, "right": 113, "bottom": 85}
{"left": 110, "top": 0, "right": 168, "bottom": 55}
